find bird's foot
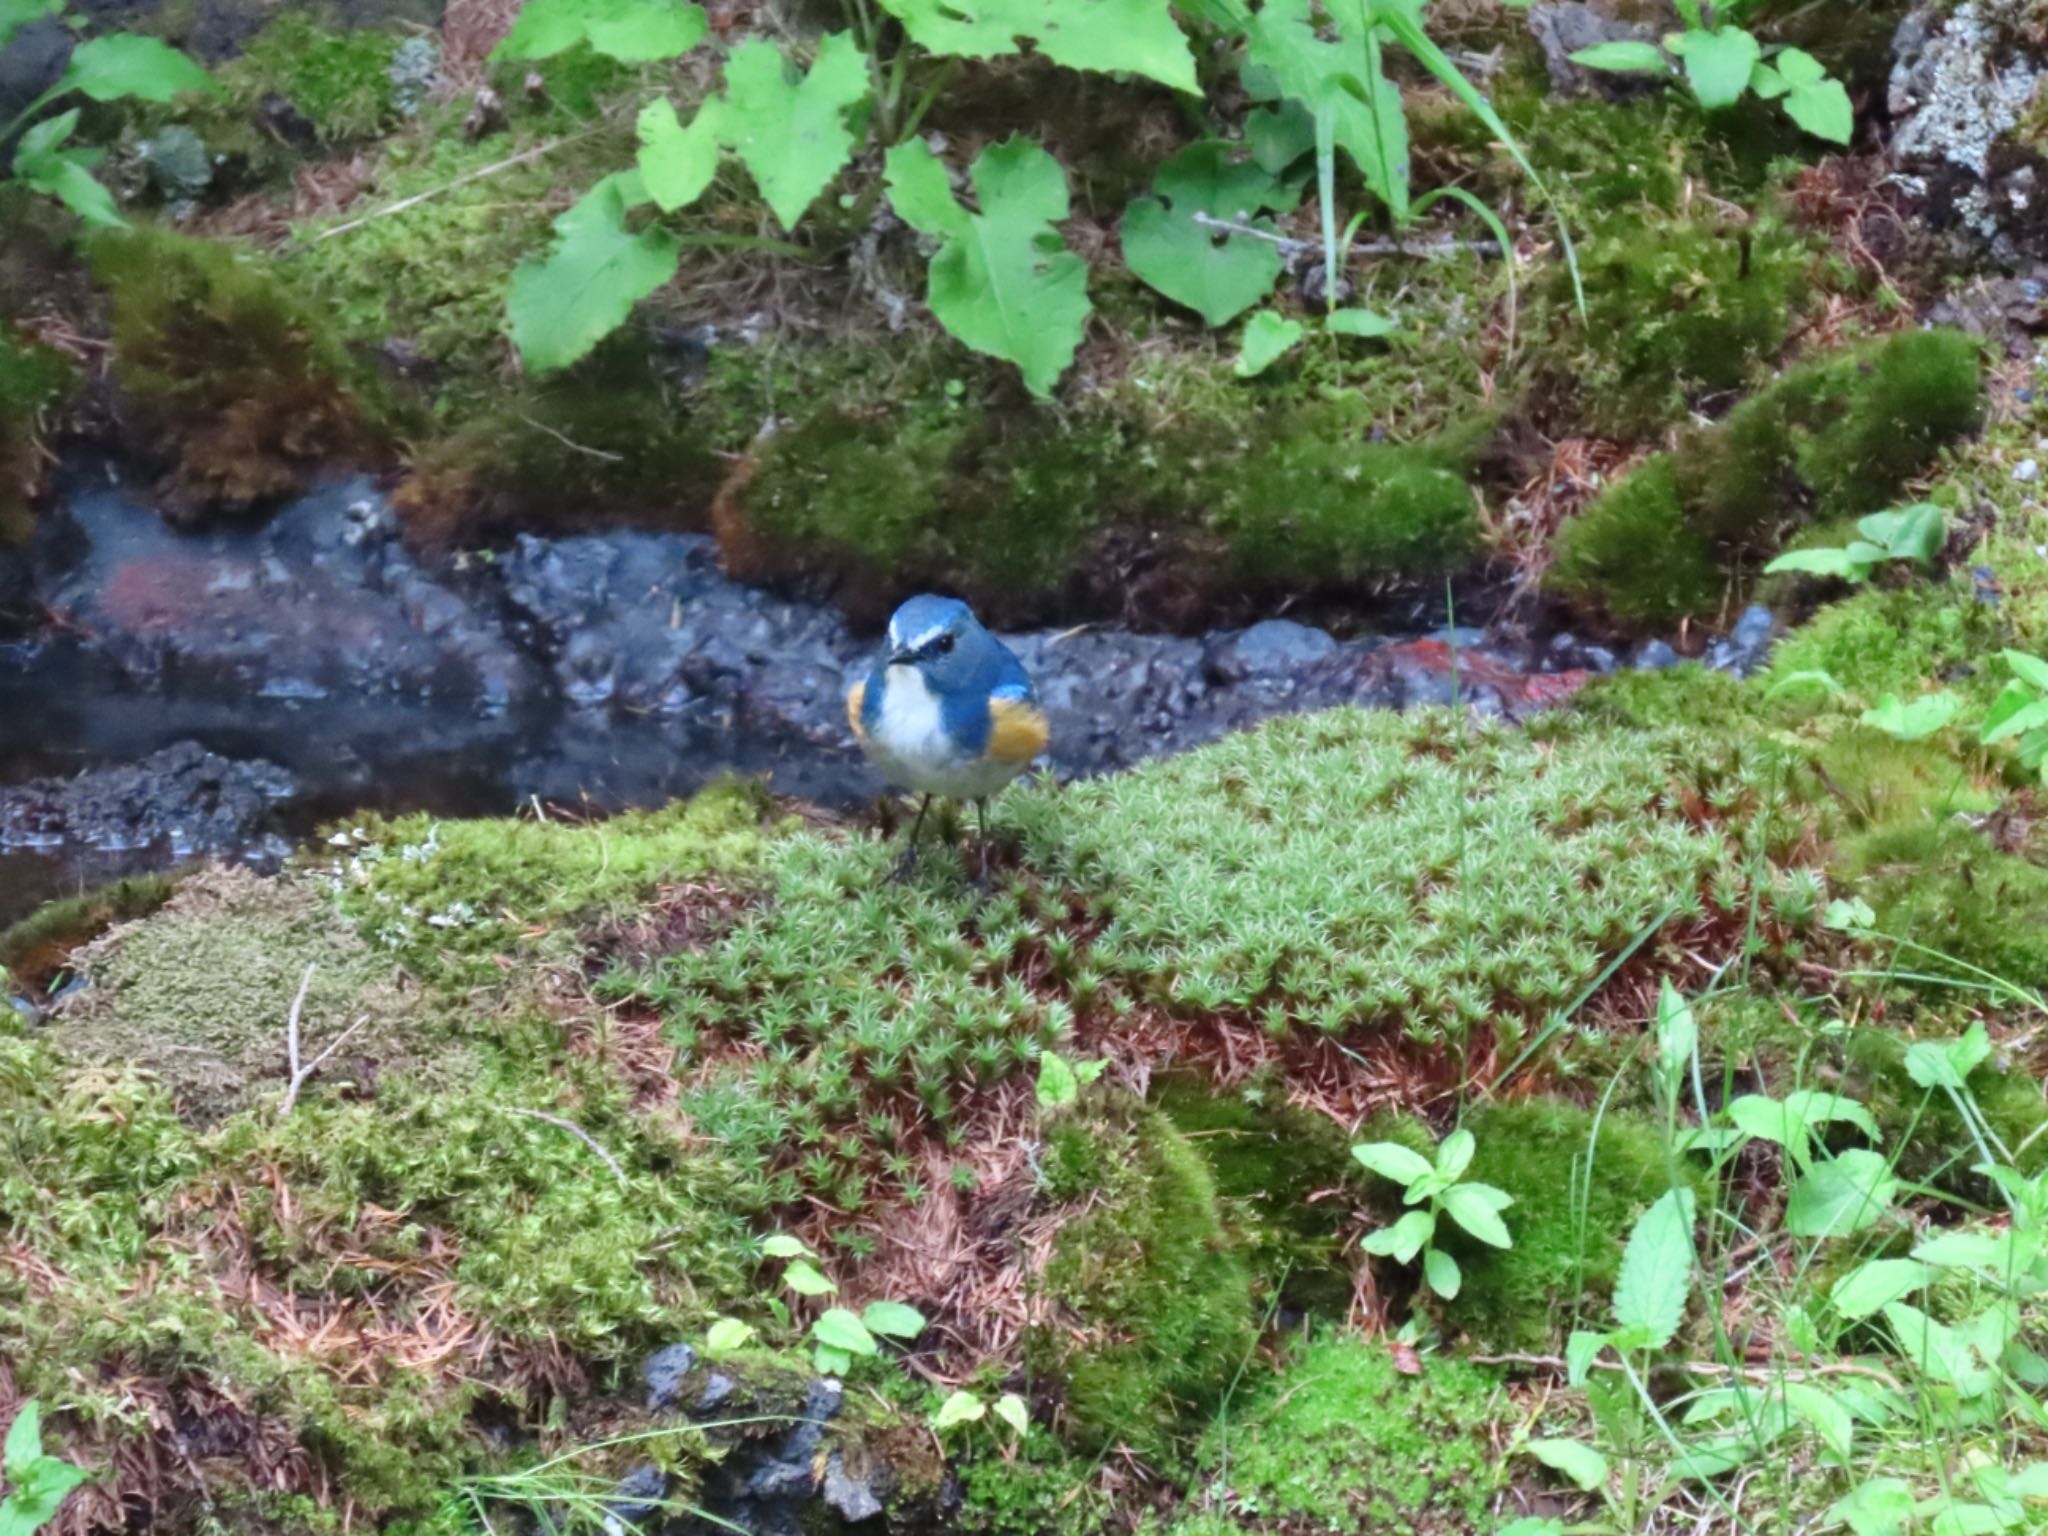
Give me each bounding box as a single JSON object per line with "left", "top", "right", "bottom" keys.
{"left": 885, "top": 843, "right": 921, "bottom": 884}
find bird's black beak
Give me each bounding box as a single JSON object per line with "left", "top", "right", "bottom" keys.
{"left": 888, "top": 646, "right": 917, "bottom": 667}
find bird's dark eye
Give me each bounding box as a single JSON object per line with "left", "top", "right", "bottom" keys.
{"left": 933, "top": 634, "right": 954, "bottom": 655}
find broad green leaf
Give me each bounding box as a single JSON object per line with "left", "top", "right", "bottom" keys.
{"left": 1913, "top": 1228, "right": 2010, "bottom": 1272}
{"left": 1441, "top": 1182, "right": 1514, "bottom": 1248}
{"left": 1784, "top": 1381, "right": 1855, "bottom": 1461}
{"left": 1243, "top": 0, "right": 1408, "bottom": 212}
{"left": 1234, "top": 310, "right": 1302, "bottom": 377}
{"left": 1763, "top": 545, "right": 1879, "bottom": 580}
{"left": 1350, "top": 1141, "right": 1432, "bottom": 1188}
{"left": 1784, "top": 74, "right": 1852, "bottom": 143}
{"left": 508, "top": 175, "right": 681, "bottom": 374}
{"left": 1786, "top": 1149, "right": 1897, "bottom": 1237}
{"left": 992, "top": 1393, "right": 1030, "bottom": 1435}
{"left": 0, "top": 0, "right": 60, "bottom": 51}
{"left": 930, "top": 1389, "right": 986, "bottom": 1429}
{"left": 721, "top": 34, "right": 869, "bottom": 231}
{"left": 1860, "top": 690, "right": 1962, "bottom": 741}
{"left": 783, "top": 1259, "right": 838, "bottom": 1295}
{"left": 19, "top": 148, "right": 125, "bottom": 228}
{"left": 1074, "top": 1058, "right": 1107, "bottom": 1084}
{"left": 1360, "top": 1207, "right": 1434, "bottom": 1262}
{"left": 57, "top": 33, "right": 216, "bottom": 103}
{"left": 1858, "top": 502, "right": 1945, "bottom": 562}
{"left": 1776, "top": 45, "right": 1827, "bottom": 85}
{"left": 1423, "top": 1245, "right": 1461, "bottom": 1297}
{"left": 1613, "top": 1186, "right": 1694, "bottom": 1346}
{"left": 1655, "top": 978, "right": 1696, "bottom": 1097}
{"left": 15, "top": 106, "right": 77, "bottom": 161}
{"left": 1122, "top": 142, "right": 1289, "bottom": 326}
{"left": 1564, "top": 1328, "right": 1608, "bottom": 1386}
{"left": 636, "top": 96, "right": 723, "bottom": 213}
{"left": 1827, "top": 1478, "right": 1915, "bottom": 1536}
{"left": 1825, "top": 896, "right": 1876, "bottom": 932}
{"left": 1748, "top": 60, "right": 1788, "bottom": 99}
{"left": 879, "top": 0, "right": 1197, "bottom": 91}
{"left": 1882, "top": 1301, "right": 1992, "bottom": 1395}
{"left": 1677, "top": 25, "right": 1760, "bottom": 109}
{"left": 1671, "top": 1431, "right": 1768, "bottom": 1481}
{"left": 1831, "top": 1258, "right": 1932, "bottom": 1319}
{"left": 4, "top": 1400, "right": 44, "bottom": 1474}
{"left": 812, "top": 1342, "right": 852, "bottom": 1374}
{"left": 1779, "top": 1089, "right": 1882, "bottom": 1143}
{"left": 497, "top": 0, "right": 708, "bottom": 61}
{"left": 704, "top": 1316, "right": 757, "bottom": 1352}
{"left": 761, "top": 1234, "right": 814, "bottom": 1259}
{"left": 1035, "top": 1049, "right": 1079, "bottom": 1108}
{"left": 1984, "top": 695, "right": 2048, "bottom": 745}
{"left": 860, "top": 1300, "right": 927, "bottom": 1339}
{"left": 1568, "top": 39, "right": 1670, "bottom": 73}
{"left": 1525, "top": 1437, "right": 1608, "bottom": 1492}
{"left": 1498, "top": 1523, "right": 1567, "bottom": 1536}
{"left": 1764, "top": 668, "right": 1848, "bottom": 700}
{"left": 1325, "top": 307, "right": 1396, "bottom": 338}
{"left": 2005, "top": 649, "right": 2048, "bottom": 693}
{"left": 1435, "top": 1129, "right": 1476, "bottom": 1183}
{"left": 810, "top": 1307, "right": 879, "bottom": 1356}
{"left": 883, "top": 138, "right": 1089, "bottom": 399}
{"left": 1903, "top": 1023, "right": 1991, "bottom": 1090}
{"left": 1245, "top": 101, "right": 1315, "bottom": 174}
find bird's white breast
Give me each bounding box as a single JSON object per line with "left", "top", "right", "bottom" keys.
{"left": 863, "top": 665, "right": 1023, "bottom": 798}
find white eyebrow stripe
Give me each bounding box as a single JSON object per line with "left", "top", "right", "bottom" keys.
{"left": 896, "top": 624, "right": 949, "bottom": 653}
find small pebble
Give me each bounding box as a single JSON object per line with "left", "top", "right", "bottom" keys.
{"left": 2015, "top": 459, "right": 2040, "bottom": 483}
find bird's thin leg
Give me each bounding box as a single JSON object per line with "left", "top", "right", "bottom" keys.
{"left": 973, "top": 797, "right": 991, "bottom": 888}
{"left": 889, "top": 794, "right": 933, "bottom": 881}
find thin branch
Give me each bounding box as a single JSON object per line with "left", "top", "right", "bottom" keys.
{"left": 1189, "top": 211, "right": 1502, "bottom": 259}
{"left": 1471, "top": 1352, "right": 1905, "bottom": 1391}
{"left": 313, "top": 131, "right": 594, "bottom": 242}
{"left": 501, "top": 1106, "right": 629, "bottom": 1185}
{"left": 280, "top": 963, "right": 373, "bottom": 1114}
{"left": 514, "top": 413, "right": 626, "bottom": 462}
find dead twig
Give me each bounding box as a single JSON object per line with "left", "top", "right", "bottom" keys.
{"left": 281, "top": 963, "right": 372, "bottom": 1115}
{"left": 1189, "top": 211, "right": 1502, "bottom": 259}
{"left": 311, "top": 129, "right": 597, "bottom": 242}
{"left": 499, "top": 1106, "right": 629, "bottom": 1185}
{"left": 1472, "top": 1351, "right": 1904, "bottom": 1391}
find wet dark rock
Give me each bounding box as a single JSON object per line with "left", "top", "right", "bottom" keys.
{"left": 694, "top": 1371, "right": 736, "bottom": 1413}
{"left": 0, "top": 740, "right": 293, "bottom": 860}
{"left": 1526, "top": 2, "right": 1665, "bottom": 98}
{"left": 607, "top": 1463, "right": 671, "bottom": 1527}
{"left": 1631, "top": 638, "right": 1681, "bottom": 670}
{"left": 1703, "top": 604, "right": 1778, "bottom": 677}
{"left": 642, "top": 1343, "right": 698, "bottom": 1411}
{"left": 821, "top": 1453, "right": 884, "bottom": 1523}
{"left": 0, "top": 16, "right": 71, "bottom": 145}
{"left": 743, "top": 1376, "right": 843, "bottom": 1500}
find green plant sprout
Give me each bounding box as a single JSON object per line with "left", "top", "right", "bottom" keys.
{"left": 930, "top": 1388, "right": 1031, "bottom": 1437}
{"left": 0, "top": 0, "right": 217, "bottom": 228}
{"left": 1354, "top": 1127, "right": 1515, "bottom": 1299}
{"left": 1, "top": 1402, "right": 87, "bottom": 1536}
{"left": 1569, "top": 0, "right": 1850, "bottom": 144}
{"left": 1034, "top": 1048, "right": 1106, "bottom": 1111}
{"left": 744, "top": 1233, "right": 928, "bottom": 1371}
{"left": 1765, "top": 503, "right": 1947, "bottom": 584}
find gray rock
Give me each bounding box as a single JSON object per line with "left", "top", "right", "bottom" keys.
{"left": 822, "top": 1453, "right": 884, "bottom": 1522}
{"left": 642, "top": 1342, "right": 697, "bottom": 1411}
{"left": 1631, "top": 638, "right": 1681, "bottom": 670}
{"left": 1704, "top": 605, "right": 1778, "bottom": 677}
{"left": 0, "top": 741, "right": 294, "bottom": 859}
{"left": 694, "top": 1371, "right": 736, "bottom": 1413}
{"left": 605, "top": 1463, "right": 670, "bottom": 1528}
{"left": 388, "top": 35, "right": 439, "bottom": 116}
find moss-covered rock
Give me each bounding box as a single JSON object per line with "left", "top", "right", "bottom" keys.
{"left": 1549, "top": 329, "right": 1985, "bottom": 627}
{"left": 1185, "top": 1331, "right": 1506, "bottom": 1534}
{"left": 1439, "top": 1099, "right": 1689, "bottom": 1351}
{"left": 93, "top": 227, "right": 390, "bottom": 517}
{"left": 1034, "top": 1097, "right": 1255, "bottom": 1458}
{"left": 0, "top": 872, "right": 181, "bottom": 990}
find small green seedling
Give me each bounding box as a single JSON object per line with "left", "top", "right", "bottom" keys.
{"left": 1354, "top": 1128, "right": 1514, "bottom": 1299}
{"left": 2, "top": 1402, "right": 88, "bottom": 1536}
{"left": 1034, "top": 1049, "right": 1106, "bottom": 1110}
{"left": 1764, "top": 502, "right": 1946, "bottom": 584}
{"left": 930, "top": 1389, "right": 1031, "bottom": 1437}
{"left": 1982, "top": 649, "right": 2048, "bottom": 778}
{"left": 743, "top": 1234, "right": 929, "bottom": 1371}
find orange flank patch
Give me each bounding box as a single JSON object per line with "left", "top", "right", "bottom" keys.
{"left": 846, "top": 677, "right": 867, "bottom": 743}
{"left": 987, "top": 695, "right": 1050, "bottom": 765}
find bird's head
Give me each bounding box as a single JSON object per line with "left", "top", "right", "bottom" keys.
{"left": 884, "top": 594, "right": 991, "bottom": 692}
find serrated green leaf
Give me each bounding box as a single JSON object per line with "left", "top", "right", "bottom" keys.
{"left": 1786, "top": 1149, "right": 1897, "bottom": 1237}
{"left": 1423, "top": 1245, "right": 1461, "bottom": 1297}
{"left": 1243, "top": 0, "right": 1408, "bottom": 213}
{"left": 878, "top": 0, "right": 1197, "bottom": 91}
{"left": 931, "top": 1389, "right": 986, "bottom": 1429}
{"left": 636, "top": 96, "right": 723, "bottom": 213}
{"left": 507, "top": 174, "right": 681, "bottom": 374}
{"left": 1831, "top": 1258, "right": 1932, "bottom": 1319}
{"left": 1613, "top": 1186, "right": 1694, "bottom": 1346}
{"left": 992, "top": 1393, "right": 1029, "bottom": 1435}
{"left": 1360, "top": 1207, "right": 1434, "bottom": 1262}
{"left": 704, "top": 1316, "right": 757, "bottom": 1353}
{"left": 1860, "top": 690, "right": 1962, "bottom": 741}
{"left": 1525, "top": 1437, "right": 1608, "bottom": 1491}
{"left": 1882, "top": 1301, "right": 1992, "bottom": 1395}
{"left": 57, "top": 33, "right": 216, "bottom": 103}
{"left": 4, "top": 1400, "right": 43, "bottom": 1473}
{"left": 783, "top": 1259, "right": 838, "bottom": 1295}
{"left": 810, "top": 1307, "right": 879, "bottom": 1355}
{"left": 1913, "top": 1229, "right": 2007, "bottom": 1270}
{"left": 1678, "top": 25, "right": 1759, "bottom": 109}
{"left": 1441, "top": 1182, "right": 1514, "bottom": 1248}
{"left": 497, "top": 0, "right": 708, "bottom": 61}
{"left": 720, "top": 33, "right": 868, "bottom": 231}
{"left": 1784, "top": 1380, "right": 1854, "bottom": 1461}
{"left": 883, "top": 137, "right": 1089, "bottom": 398}
{"left": 1350, "top": 1141, "right": 1432, "bottom": 1187}
{"left": 1122, "top": 142, "right": 1289, "bottom": 327}
{"left": 1568, "top": 39, "right": 1669, "bottom": 73}
{"left": 861, "top": 1300, "right": 927, "bottom": 1339}
{"left": 1234, "top": 309, "right": 1302, "bottom": 377}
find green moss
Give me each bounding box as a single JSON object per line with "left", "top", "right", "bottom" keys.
{"left": 334, "top": 778, "right": 777, "bottom": 987}
{"left": 1842, "top": 1026, "right": 2048, "bottom": 1195}
{"left": 1835, "top": 819, "right": 2048, "bottom": 994}
{"left": 229, "top": 15, "right": 403, "bottom": 142}
{"left": 0, "top": 872, "right": 180, "bottom": 987}
{"left": 1565, "top": 210, "right": 1811, "bottom": 438}
{"left": 1760, "top": 583, "right": 1991, "bottom": 704}
{"left": 93, "top": 227, "right": 388, "bottom": 513}
{"left": 1547, "top": 456, "right": 1721, "bottom": 626}
{"left": 0, "top": 328, "right": 71, "bottom": 542}
{"left": 1438, "top": 1099, "right": 1689, "bottom": 1351}
{"left": 953, "top": 1430, "right": 1117, "bottom": 1535}
{"left": 1549, "top": 330, "right": 1984, "bottom": 626}
{"left": 1187, "top": 1332, "right": 1505, "bottom": 1534}
{"left": 1035, "top": 1099, "right": 1254, "bottom": 1458}
{"left": 1572, "top": 663, "right": 1756, "bottom": 733}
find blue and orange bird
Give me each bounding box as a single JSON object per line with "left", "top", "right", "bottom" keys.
{"left": 847, "top": 594, "right": 1050, "bottom": 880}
